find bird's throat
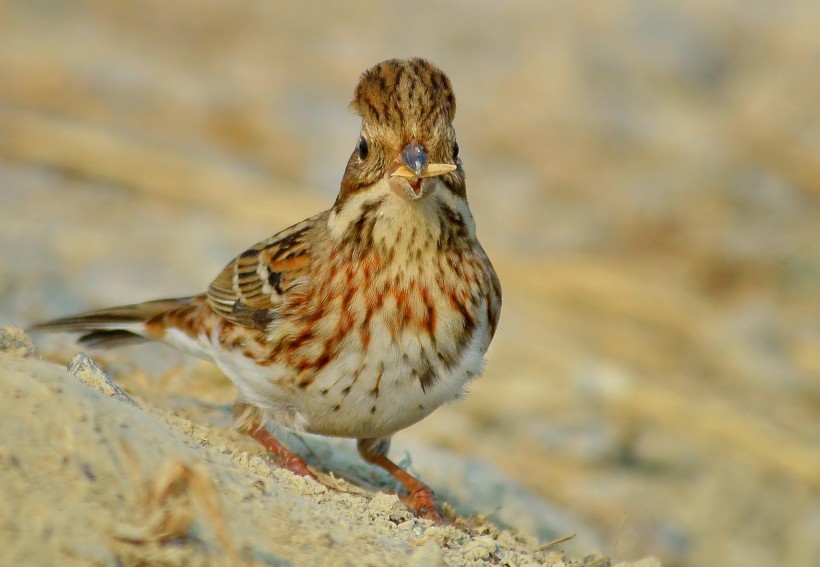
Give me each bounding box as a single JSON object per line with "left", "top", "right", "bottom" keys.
{"left": 327, "top": 185, "right": 444, "bottom": 259}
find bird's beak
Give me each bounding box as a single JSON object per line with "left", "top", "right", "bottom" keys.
{"left": 390, "top": 141, "right": 457, "bottom": 180}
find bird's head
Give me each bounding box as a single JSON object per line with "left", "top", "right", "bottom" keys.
{"left": 336, "top": 58, "right": 464, "bottom": 208}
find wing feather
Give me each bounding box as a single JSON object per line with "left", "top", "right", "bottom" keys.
{"left": 207, "top": 212, "right": 326, "bottom": 329}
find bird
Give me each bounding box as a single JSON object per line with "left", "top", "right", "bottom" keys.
{"left": 32, "top": 58, "right": 502, "bottom": 521}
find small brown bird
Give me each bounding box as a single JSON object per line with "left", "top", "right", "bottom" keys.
{"left": 33, "top": 58, "right": 501, "bottom": 521}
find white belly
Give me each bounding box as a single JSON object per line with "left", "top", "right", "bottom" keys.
{"left": 202, "top": 297, "right": 492, "bottom": 439}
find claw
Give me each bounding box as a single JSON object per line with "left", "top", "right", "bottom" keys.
{"left": 403, "top": 485, "right": 444, "bottom": 523}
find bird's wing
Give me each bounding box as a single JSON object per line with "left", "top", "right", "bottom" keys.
{"left": 207, "top": 212, "right": 327, "bottom": 329}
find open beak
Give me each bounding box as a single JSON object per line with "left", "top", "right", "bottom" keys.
{"left": 390, "top": 141, "right": 457, "bottom": 180}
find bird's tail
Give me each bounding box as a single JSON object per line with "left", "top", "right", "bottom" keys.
{"left": 30, "top": 297, "right": 202, "bottom": 349}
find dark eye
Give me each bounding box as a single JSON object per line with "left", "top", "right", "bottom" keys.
{"left": 358, "top": 136, "right": 369, "bottom": 159}
{"left": 452, "top": 140, "right": 459, "bottom": 159}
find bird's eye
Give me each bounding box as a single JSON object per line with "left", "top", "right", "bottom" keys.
{"left": 358, "top": 136, "right": 369, "bottom": 159}
{"left": 452, "top": 140, "right": 459, "bottom": 159}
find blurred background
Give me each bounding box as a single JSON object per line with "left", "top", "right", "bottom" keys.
{"left": 1, "top": 1, "right": 818, "bottom": 565}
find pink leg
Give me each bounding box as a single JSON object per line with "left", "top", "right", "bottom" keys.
{"left": 247, "top": 422, "right": 316, "bottom": 479}
{"left": 358, "top": 438, "right": 444, "bottom": 522}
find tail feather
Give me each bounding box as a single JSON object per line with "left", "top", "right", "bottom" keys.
{"left": 30, "top": 297, "right": 200, "bottom": 349}
{"left": 77, "top": 330, "right": 151, "bottom": 349}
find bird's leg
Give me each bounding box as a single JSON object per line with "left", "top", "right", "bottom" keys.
{"left": 233, "top": 402, "right": 315, "bottom": 478}
{"left": 358, "top": 438, "right": 443, "bottom": 522}
{"left": 247, "top": 422, "right": 316, "bottom": 479}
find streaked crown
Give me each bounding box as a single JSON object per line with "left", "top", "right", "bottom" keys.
{"left": 351, "top": 58, "right": 456, "bottom": 136}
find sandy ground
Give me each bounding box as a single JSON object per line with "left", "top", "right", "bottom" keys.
{"left": 1, "top": 2, "right": 819, "bottom": 566}
{"left": 1, "top": 326, "right": 654, "bottom": 567}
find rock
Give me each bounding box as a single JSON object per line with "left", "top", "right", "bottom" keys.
{"left": 67, "top": 352, "right": 141, "bottom": 408}
{"left": 0, "top": 326, "right": 35, "bottom": 358}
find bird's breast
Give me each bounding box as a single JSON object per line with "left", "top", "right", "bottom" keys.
{"left": 255, "top": 243, "right": 494, "bottom": 437}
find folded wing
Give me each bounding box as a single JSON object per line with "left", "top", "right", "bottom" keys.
{"left": 207, "top": 212, "right": 326, "bottom": 330}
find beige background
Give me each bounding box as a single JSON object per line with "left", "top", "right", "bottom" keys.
{"left": 1, "top": 1, "right": 818, "bottom": 566}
